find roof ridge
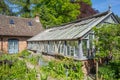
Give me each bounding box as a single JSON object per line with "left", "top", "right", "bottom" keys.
{"left": 74, "top": 10, "right": 111, "bottom": 22}
{"left": 0, "top": 14, "right": 34, "bottom": 20}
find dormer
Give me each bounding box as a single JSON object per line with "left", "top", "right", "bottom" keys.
{"left": 28, "top": 21, "right": 32, "bottom": 26}
{"left": 10, "top": 19, "right": 14, "bottom": 24}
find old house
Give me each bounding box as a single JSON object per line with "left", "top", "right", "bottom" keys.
{"left": 27, "top": 11, "right": 120, "bottom": 60}
{"left": 0, "top": 15, "right": 43, "bottom": 53}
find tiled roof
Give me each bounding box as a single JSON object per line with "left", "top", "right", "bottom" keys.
{"left": 28, "top": 11, "right": 118, "bottom": 41}
{"left": 0, "top": 15, "right": 43, "bottom": 37}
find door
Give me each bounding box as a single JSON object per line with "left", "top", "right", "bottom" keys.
{"left": 8, "top": 39, "right": 18, "bottom": 54}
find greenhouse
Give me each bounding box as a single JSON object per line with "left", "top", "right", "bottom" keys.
{"left": 27, "top": 11, "right": 120, "bottom": 60}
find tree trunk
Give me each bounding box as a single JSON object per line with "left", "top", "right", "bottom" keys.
{"left": 96, "top": 61, "right": 98, "bottom": 80}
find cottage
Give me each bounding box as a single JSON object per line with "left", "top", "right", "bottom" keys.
{"left": 0, "top": 15, "right": 43, "bottom": 53}
{"left": 27, "top": 11, "right": 120, "bottom": 60}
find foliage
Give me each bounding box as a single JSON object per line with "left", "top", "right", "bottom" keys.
{"left": 94, "top": 24, "right": 120, "bottom": 58}
{"left": 27, "top": 55, "right": 39, "bottom": 65}
{"left": 77, "top": 1, "right": 98, "bottom": 18}
{"left": 0, "top": 54, "right": 37, "bottom": 80}
{"left": 115, "top": 15, "right": 120, "bottom": 22}
{"left": 80, "top": 0, "right": 92, "bottom": 5}
{"left": 98, "top": 60, "right": 120, "bottom": 80}
{"left": 0, "top": 0, "right": 12, "bottom": 15}
{"left": 41, "top": 58, "right": 84, "bottom": 80}
{"left": 33, "top": 0, "right": 80, "bottom": 28}
{"left": 8, "top": 0, "right": 39, "bottom": 17}
{"left": 93, "top": 24, "right": 120, "bottom": 80}
{"left": 40, "top": 73, "right": 48, "bottom": 80}
{"left": 18, "top": 49, "right": 31, "bottom": 57}
{"left": 0, "top": 53, "right": 17, "bottom": 61}
{"left": 98, "top": 65, "right": 115, "bottom": 80}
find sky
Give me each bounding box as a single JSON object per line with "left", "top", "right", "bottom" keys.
{"left": 91, "top": 0, "right": 120, "bottom": 17}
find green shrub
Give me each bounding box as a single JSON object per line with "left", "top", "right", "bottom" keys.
{"left": 41, "top": 58, "right": 84, "bottom": 80}
{"left": 98, "top": 65, "right": 115, "bottom": 80}
{"left": 0, "top": 54, "right": 37, "bottom": 80}
{"left": 27, "top": 56, "right": 39, "bottom": 65}
{"left": 40, "top": 73, "right": 48, "bottom": 80}
{"left": 98, "top": 60, "right": 120, "bottom": 80}
{"left": 19, "top": 50, "right": 31, "bottom": 57}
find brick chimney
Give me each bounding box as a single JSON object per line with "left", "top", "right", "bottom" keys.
{"left": 35, "top": 14, "right": 40, "bottom": 22}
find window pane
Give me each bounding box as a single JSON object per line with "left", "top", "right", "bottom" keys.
{"left": 82, "top": 40, "right": 87, "bottom": 56}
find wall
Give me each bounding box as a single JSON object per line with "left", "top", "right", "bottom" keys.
{"left": 82, "top": 59, "right": 96, "bottom": 75}
{"left": 0, "top": 38, "right": 2, "bottom": 50}
{"left": 0, "top": 36, "right": 30, "bottom": 53}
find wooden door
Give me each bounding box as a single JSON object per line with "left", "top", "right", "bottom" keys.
{"left": 8, "top": 39, "right": 18, "bottom": 54}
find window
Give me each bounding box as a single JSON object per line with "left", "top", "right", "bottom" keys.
{"left": 58, "top": 41, "right": 64, "bottom": 54}
{"left": 67, "top": 41, "right": 78, "bottom": 56}
{"left": 82, "top": 39, "right": 88, "bottom": 56}
{"left": 10, "top": 19, "right": 14, "bottom": 24}
{"left": 44, "top": 42, "right": 48, "bottom": 52}
{"left": 28, "top": 21, "right": 32, "bottom": 26}
{"left": 49, "top": 42, "right": 55, "bottom": 53}
{"left": 89, "top": 34, "right": 93, "bottom": 49}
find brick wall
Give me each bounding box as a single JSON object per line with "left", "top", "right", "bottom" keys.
{"left": 82, "top": 59, "right": 96, "bottom": 75}
{"left": 0, "top": 36, "right": 30, "bottom": 53}
{"left": 0, "top": 38, "right": 1, "bottom": 50}
{"left": 19, "top": 37, "right": 28, "bottom": 52}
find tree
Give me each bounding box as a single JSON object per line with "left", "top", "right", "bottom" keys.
{"left": 94, "top": 24, "right": 120, "bottom": 56}
{"left": 115, "top": 15, "right": 120, "bottom": 22}
{"left": 0, "top": 0, "right": 11, "bottom": 15}
{"left": 93, "top": 24, "right": 120, "bottom": 80}
{"left": 78, "top": 2, "right": 98, "bottom": 18}
{"left": 7, "top": 0, "right": 39, "bottom": 17}
{"left": 33, "top": 0, "right": 80, "bottom": 28}
{"left": 75, "top": 0, "right": 98, "bottom": 18}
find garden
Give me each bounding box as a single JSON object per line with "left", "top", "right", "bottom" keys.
{"left": 0, "top": 50, "right": 84, "bottom": 80}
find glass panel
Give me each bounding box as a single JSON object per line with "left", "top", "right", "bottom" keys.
{"left": 58, "top": 41, "right": 64, "bottom": 54}
{"left": 44, "top": 42, "right": 48, "bottom": 52}
{"left": 89, "top": 34, "right": 93, "bottom": 49}
{"left": 82, "top": 40, "right": 87, "bottom": 56}
{"left": 67, "top": 41, "right": 78, "bottom": 57}
{"left": 49, "top": 42, "right": 54, "bottom": 53}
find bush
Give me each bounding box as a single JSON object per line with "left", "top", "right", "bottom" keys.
{"left": 0, "top": 54, "right": 37, "bottom": 80}
{"left": 98, "top": 65, "right": 115, "bottom": 80}
{"left": 19, "top": 50, "right": 31, "bottom": 57}
{"left": 98, "top": 60, "right": 120, "bottom": 80}
{"left": 27, "top": 56, "right": 39, "bottom": 65}
{"left": 41, "top": 58, "right": 84, "bottom": 80}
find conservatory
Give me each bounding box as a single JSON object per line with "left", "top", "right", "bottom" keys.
{"left": 27, "top": 11, "right": 120, "bottom": 60}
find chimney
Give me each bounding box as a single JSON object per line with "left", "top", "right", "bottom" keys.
{"left": 35, "top": 14, "right": 40, "bottom": 22}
